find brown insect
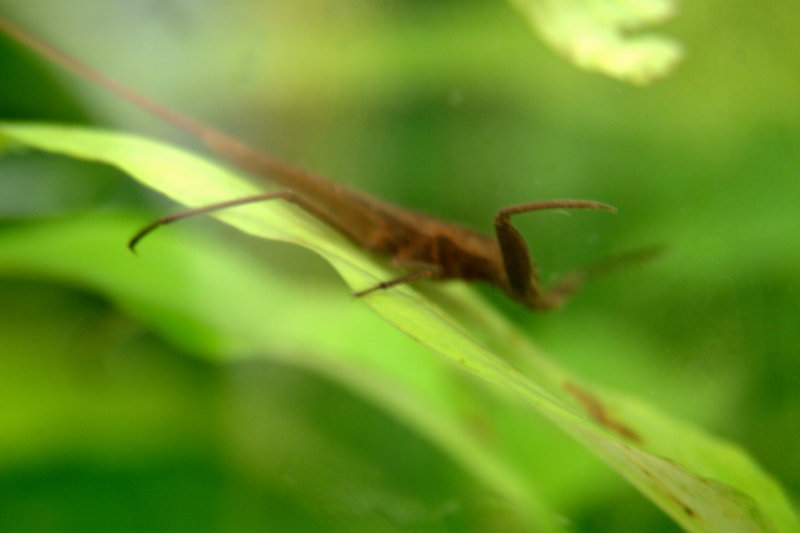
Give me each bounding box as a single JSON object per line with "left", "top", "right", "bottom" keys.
{"left": 0, "top": 15, "right": 628, "bottom": 310}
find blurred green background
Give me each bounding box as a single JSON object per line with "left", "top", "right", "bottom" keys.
{"left": 0, "top": 1, "right": 798, "bottom": 531}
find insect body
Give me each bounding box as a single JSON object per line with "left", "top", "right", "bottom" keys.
{"left": 0, "top": 15, "right": 618, "bottom": 310}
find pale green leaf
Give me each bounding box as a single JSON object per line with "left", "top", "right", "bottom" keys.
{"left": 507, "top": 0, "right": 684, "bottom": 85}
{"left": 0, "top": 122, "right": 796, "bottom": 533}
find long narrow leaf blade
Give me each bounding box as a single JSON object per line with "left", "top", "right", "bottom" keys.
{"left": 1, "top": 122, "right": 796, "bottom": 533}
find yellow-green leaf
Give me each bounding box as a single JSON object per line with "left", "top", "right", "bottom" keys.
{"left": 507, "top": 0, "right": 684, "bottom": 85}
{"left": 1, "top": 122, "right": 796, "bottom": 533}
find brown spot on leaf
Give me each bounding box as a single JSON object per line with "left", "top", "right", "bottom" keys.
{"left": 564, "top": 381, "right": 641, "bottom": 443}
{"left": 670, "top": 495, "right": 697, "bottom": 518}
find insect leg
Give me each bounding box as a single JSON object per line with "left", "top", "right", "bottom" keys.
{"left": 353, "top": 266, "right": 443, "bottom": 298}
{"left": 493, "top": 200, "right": 616, "bottom": 309}
{"left": 129, "top": 189, "right": 353, "bottom": 251}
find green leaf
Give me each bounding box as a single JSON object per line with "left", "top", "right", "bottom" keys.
{"left": 0, "top": 122, "right": 797, "bottom": 533}
{"left": 507, "top": 0, "right": 684, "bottom": 85}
